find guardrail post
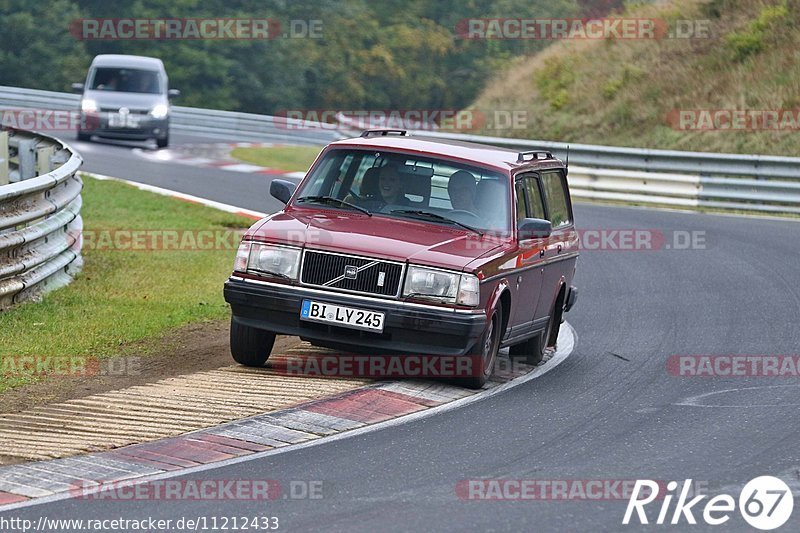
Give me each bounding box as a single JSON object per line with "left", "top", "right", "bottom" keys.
{"left": 36, "top": 145, "right": 55, "bottom": 175}
{"left": 16, "top": 139, "right": 36, "bottom": 181}
{"left": 0, "top": 131, "right": 8, "bottom": 185}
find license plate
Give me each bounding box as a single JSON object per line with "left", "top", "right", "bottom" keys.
{"left": 300, "top": 299, "right": 384, "bottom": 333}
{"left": 108, "top": 113, "right": 140, "bottom": 128}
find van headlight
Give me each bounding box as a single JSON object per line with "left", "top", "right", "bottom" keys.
{"left": 81, "top": 99, "right": 98, "bottom": 113}
{"left": 150, "top": 104, "right": 169, "bottom": 119}
{"left": 240, "top": 243, "right": 301, "bottom": 280}
{"left": 402, "top": 266, "right": 480, "bottom": 306}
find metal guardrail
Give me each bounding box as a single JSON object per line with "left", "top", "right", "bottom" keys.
{"left": 0, "top": 129, "right": 83, "bottom": 308}
{"left": 3, "top": 85, "right": 800, "bottom": 215}
{"left": 408, "top": 132, "right": 800, "bottom": 215}
{"left": 0, "top": 85, "right": 337, "bottom": 146}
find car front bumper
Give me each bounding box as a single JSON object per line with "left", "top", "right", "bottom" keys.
{"left": 79, "top": 112, "right": 169, "bottom": 140}
{"left": 224, "top": 277, "right": 487, "bottom": 356}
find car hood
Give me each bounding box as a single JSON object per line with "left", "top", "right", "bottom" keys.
{"left": 83, "top": 90, "right": 165, "bottom": 111}
{"left": 246, "top": 208, "right": 504, "bottom": 271}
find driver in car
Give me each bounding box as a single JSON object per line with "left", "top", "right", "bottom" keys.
{"left": 378, "top": 163, "right": 411, "bottom": 206}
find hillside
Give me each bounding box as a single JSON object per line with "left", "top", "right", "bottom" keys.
{"left": 468, "top": 0, "right": 800, "bottom": 156}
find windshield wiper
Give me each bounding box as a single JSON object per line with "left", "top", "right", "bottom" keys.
{"left": 296, "top": 196, "right": 372, "bottom": 216}
{"left": 390, "top": 210, "right": 483, "bottom": 236}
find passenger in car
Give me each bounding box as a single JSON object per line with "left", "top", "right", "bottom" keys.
{"left": 447, "top": 170, "right": 478, "bottom": 213}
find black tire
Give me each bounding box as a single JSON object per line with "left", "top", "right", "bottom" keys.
{"left": 457, "top": 306, "right": 502, "bottom": 389}
{"left": 230, "top": 318, "right": 275, "bottom": 367}
{"left": 77, "top": 131, "right": 91, "bottom": 142}
{"left": 156, "top": 135, "right": 169, "bottom": 148}
{"left": 509, "top": 302, "right": 557, "bottom": 366}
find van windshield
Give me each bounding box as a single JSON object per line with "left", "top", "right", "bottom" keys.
{"left": 90, "top": 67, "right": 161, "bottom": 94}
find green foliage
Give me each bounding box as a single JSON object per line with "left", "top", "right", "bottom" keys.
{"left": 726, "top": 2, "right": 789, "bottom": 61}
{"left": 0, "top": 0, "right": 577, "bottom": 114}
{"left": 536, "top": 56, "right": 576, "bottom": 110}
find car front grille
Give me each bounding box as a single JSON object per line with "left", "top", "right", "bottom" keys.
{"left": 300, "top": 250, "right": 404, "bottom": 298}
{"left": 99, "top": 107, "right": 150, "bottom": 115}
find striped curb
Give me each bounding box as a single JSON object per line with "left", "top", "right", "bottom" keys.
{"left": 0, "top": 329, "right": 570, "bottom": 507}
{"left": 132, "top": 142, "right": 308, "bottom": 179}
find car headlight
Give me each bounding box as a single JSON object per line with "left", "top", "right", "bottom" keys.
{"left": 81, "top": 99, "right": 98, "bottom": 113}
{"left": 245, "top": 243, "right": 301, "bottom": 280}
{"left": 150, "top": 104, "right": 169, "bottom": 119}
{"left": 402, "top": 266, "right": 480, "bottom": 306}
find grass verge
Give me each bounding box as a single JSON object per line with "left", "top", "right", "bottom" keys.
{"left": 0, "top": 175, "right": 253, "bottom": 392}
{"left": 230, "top": 145, "right": 322, "bottom": 173}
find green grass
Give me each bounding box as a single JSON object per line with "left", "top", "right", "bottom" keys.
{"left": 0, "top": 176, "right": 252, "bottom": 392}
{"left": 231, "top": 145, "right": 323, "bottom": 173}
{"left": 470, "top": 0, "right": 800, "bottom": 156}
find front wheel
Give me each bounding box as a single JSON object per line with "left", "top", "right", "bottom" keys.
{"left": 156, "top": 135, "right": 169, "bottom": 148}
{"left": 457, "top": 306, "right": 502, "bottom": 389}
{"left": 77, "top": 131, "right": 91, "bottom": 142}
{"left": 230, "top": 318, "right": 275, "bottom": 367}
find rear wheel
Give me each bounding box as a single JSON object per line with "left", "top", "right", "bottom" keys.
{"left": 457, "top": 306, "right": 502, "bottom": 389}
{"left": 230, "top": 318, "right": 275, "bottom": 367}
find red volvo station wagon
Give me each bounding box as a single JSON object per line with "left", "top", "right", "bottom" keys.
{"left": 224, "top": 130, "right": 579, "bottom": 387}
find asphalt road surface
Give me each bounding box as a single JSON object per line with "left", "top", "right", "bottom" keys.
{"left": 4, "top": 135, "right": 799, "bottom": 532}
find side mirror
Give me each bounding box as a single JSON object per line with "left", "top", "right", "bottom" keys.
{"left": 518, "top": 218, "right": 552, "bottom": 241}
{"left": 270, "top": 179, "right": 296, "bottom": 205}
{"left": 168, "top": 89, "right": 181, "bottom": 99}
{"left": 71, "top": 83, "right": 85, "bottom": 93}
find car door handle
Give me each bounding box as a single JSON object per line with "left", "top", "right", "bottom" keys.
{"left": 540, "top": 248, "right": 545, "bottom": 257}
{"left": 557, "top": 244, "right": 562, "bottom": 253}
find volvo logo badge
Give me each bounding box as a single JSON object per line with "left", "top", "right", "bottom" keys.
{"left": 344, "top": 265, "right": 358, "bottom": 279}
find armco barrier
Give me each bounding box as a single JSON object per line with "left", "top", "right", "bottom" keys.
{"left": 3, "top": 85, "right": 800, "bottom": 215}
{"left": 410, "top": 130, "right": 800, "bottom": 215}
{"left": 0, "top": 85, "right": 337, "bottom": 146}
{"left": 0, "top": 128, "right": 83, "bottom": 308}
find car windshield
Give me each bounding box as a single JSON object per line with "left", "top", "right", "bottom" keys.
{"left": 293, "top": 148, "right": 511, "bottom": 232}
{"left": 89, "top": 67, "right": 162, "bottom": 94}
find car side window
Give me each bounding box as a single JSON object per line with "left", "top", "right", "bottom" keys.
{"left": 541, "top": 171, "right": 571, "bottom": 228}
{"left": 515, "top": 174, "right": 546, "bottom": 221}
{"left": 515, "top": 181, "right": 527, "bottom": 222}
{"left": 524, "top": 177, "right": 546, "bottom": 220}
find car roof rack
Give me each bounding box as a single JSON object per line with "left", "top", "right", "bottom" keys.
{"left": 360, "top": 129, "right": 409, "bottom": 138}
{"left": 517, "top": 150, "right": 555, "bottom": 163}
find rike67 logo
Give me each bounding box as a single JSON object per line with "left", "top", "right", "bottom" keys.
{"left": 624, "top": 476, "right": 794, "bottom": 530}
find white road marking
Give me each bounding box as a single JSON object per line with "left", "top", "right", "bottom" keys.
{"left": 675, "top": 384, "right": 800, "bottom": 408}
{"left": 84, "top": 172, "right": 267, "bottom": 219}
